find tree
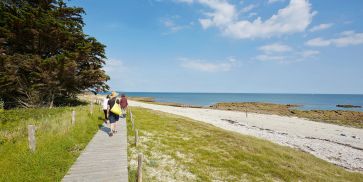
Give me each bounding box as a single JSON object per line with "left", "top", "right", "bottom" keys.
{"left": 0, "top": 0, "right": 109, "bottom": 108}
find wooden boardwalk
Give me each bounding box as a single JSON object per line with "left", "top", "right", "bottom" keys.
{"left": 62, "top": 118, "right": 128, "bottom": 182}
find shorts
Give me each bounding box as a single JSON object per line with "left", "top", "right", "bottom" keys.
{"left": 108, "top": 113, "right": 119, "bottom": 124}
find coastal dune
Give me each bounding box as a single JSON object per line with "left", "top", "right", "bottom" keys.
{"left": 129, "top": 100, "right": 363, "bottom": 171}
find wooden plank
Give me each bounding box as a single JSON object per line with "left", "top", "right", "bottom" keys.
{"left": 62, "top": 118, "right": 128, "bottom": 182}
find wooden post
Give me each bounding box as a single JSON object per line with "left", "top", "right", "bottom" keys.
{"left": 28, "top": 125, "right": 36, "bottom": 152}
{"left": 90, "top": 102, "right": 94, "bottom": 115}
{"left": 135, "top": 130, "right": 138, "bottom": 146}
{"left": 132, "top": 119, "right": 135, "bottom": 130}
{"left": 72, "top": 110, "right": 76, "bottom": 125}
{"left": 245, "top": 108, "right": 248, "bottom": 118}
{"left": 137, "top": 153, "right": 143, "bottom": 182}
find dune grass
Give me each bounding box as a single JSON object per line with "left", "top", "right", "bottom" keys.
{"left": 0, "top": 105, "right": 103, "bottom": 182}
{"left": 127, "top": 107, "right": 363, "bottom": 181}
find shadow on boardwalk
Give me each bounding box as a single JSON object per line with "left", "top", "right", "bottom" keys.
{"left": 98, "top": 124, "right": 111, "bottom": 135}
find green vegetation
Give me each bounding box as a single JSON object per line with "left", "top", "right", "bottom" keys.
{"left": 127, "top": 107, "right": 363, "bottom": 181}
{"left": 211, "top": 102, "right": 363, "bottom": 128}
{"left": 0, "top": 0, "right": 109, "bottom": 108}
{"left": 0, "top": 105, "right": 103, "bottom": 181}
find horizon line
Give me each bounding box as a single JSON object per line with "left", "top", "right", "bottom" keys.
{"left": 101, "top": 91, "right": 363, "bottom": 95}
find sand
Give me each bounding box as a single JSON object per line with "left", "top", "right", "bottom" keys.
{"left": 129, "top": 100, "right": 363, "bottom": 172}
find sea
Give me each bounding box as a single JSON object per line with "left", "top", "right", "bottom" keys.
{"left": 103, "top": 92, "right": 363, "bottom": 112}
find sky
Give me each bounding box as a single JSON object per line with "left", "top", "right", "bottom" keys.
{"left": 68, "top": 0, "right": 363, "bottom": 94}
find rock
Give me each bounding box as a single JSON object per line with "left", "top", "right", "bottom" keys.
{"left": 336, "top": 104, "right": 362, "bottom": 108}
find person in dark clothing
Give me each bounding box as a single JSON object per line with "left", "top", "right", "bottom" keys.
{"left": 107, "top": 91, "right": 120, "bottom": 136}
{"left": 120, "top": 94, "right": 128, "bottom": 118}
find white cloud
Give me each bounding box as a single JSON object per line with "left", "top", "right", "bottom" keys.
{"left": 104, "top": 59, "right": 129, "bottom": 86}
{"left": 259, "top": 43, "right": 292, "bottom": 53}
{"left": 225, "top": 0, "right": 314, "bottom": 39}
{"left": 255, "top": 50, "right": 319, "bottom": 62}
{"left": 104, "top": 59, "right": 125, "bottom": 73}
{"left": 240, "top": 4, "right": 257, "bottom": 14}
{"left": 305, "top": 37, "right": 331, "bottom": 47}
{"left": 248, "top": 12, "right": 257, "bottom": 18}
{"left": 309, "top": 23, "right": 333, "bottom": 32}
{"left": 255, "top": 54, "right": 285, "bottom": 61}
{"left": 180, "top": 57, "right": 236, "bottom": 72}
{"left": 174, "top": 0, "right": 194, "bottom": 3}
{"left": 306, "top": 31, "right": 363, "bottom": 47}
{"left": 268, "top": 0, "right": 285, "bottom": 4}
{"left": 199, "top": 19, "right": 213, "bottom": 29}
{"left": 162, "top": 19, "right": 183, "bottom": 32}
{"left": 255, "top": 42, "right": 319, "bottom": 62}
{"left": 334, "top": 32, "right": 363, "bottom": 47}
{"left": 340, "top": 30, "right": 355, "bottom": 36}
{"left": 161, "top": 16, "right": 191, "bottom": 33}
{"left": 301, "top": 50, "right": 319, "bottom": 58}
{"left": 198, "top": 0, "right": 236, "bottom": 29}
{"left": 184, "top": 0, "right": 314, "bottom": 39}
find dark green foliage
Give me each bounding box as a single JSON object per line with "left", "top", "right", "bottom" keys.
{"left": 0, "top": 0, "right": 109, "bottom": 108}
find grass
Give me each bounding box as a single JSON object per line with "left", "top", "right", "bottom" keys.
{"left": 127, "top": 107, "right": 363, "bottom": 181}
{"left": 0, "top": 105, "right": 103, "bottom": 182}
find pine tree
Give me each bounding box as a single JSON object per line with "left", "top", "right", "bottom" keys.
{"left": 0, "top": 0, "right": 109, "bottom": 108}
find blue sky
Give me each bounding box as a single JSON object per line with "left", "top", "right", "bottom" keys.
{"left": 68, "top": 0, "right": 363, "bottom": 94}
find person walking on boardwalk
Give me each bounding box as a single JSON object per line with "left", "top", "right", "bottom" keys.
{"left": 102, "top": 95, "right": 110, "bottom": 123}
{"left": 107, "top": 91, "right": 120, "bottom": 136}
{"left": 120, "top": 94, "right": 128, "bottom": 118}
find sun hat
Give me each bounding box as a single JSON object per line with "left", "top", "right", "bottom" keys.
{"left": 110, "top": 91, "right": 118, "bottom": 98}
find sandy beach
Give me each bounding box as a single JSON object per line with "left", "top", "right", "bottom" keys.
{"left": 129, "top": 100, "right": 363, "bottom": 172}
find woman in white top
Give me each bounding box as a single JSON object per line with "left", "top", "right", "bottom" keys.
{"left": 102, "top": 95, "right": 110, "bottom": 122}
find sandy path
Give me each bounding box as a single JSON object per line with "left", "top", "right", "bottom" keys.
{"left": 129, "top": 100, "right": 363, "bottom": 171}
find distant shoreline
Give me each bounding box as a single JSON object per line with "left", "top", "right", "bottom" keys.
{"left": 119, "top": 92, "right": 363, "bottom": 109}
{"left": 98, "top": 91, "right": 363, "bottom": 96}
{"left": 97, "top": 92, "right": 363, "bottom": 111}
